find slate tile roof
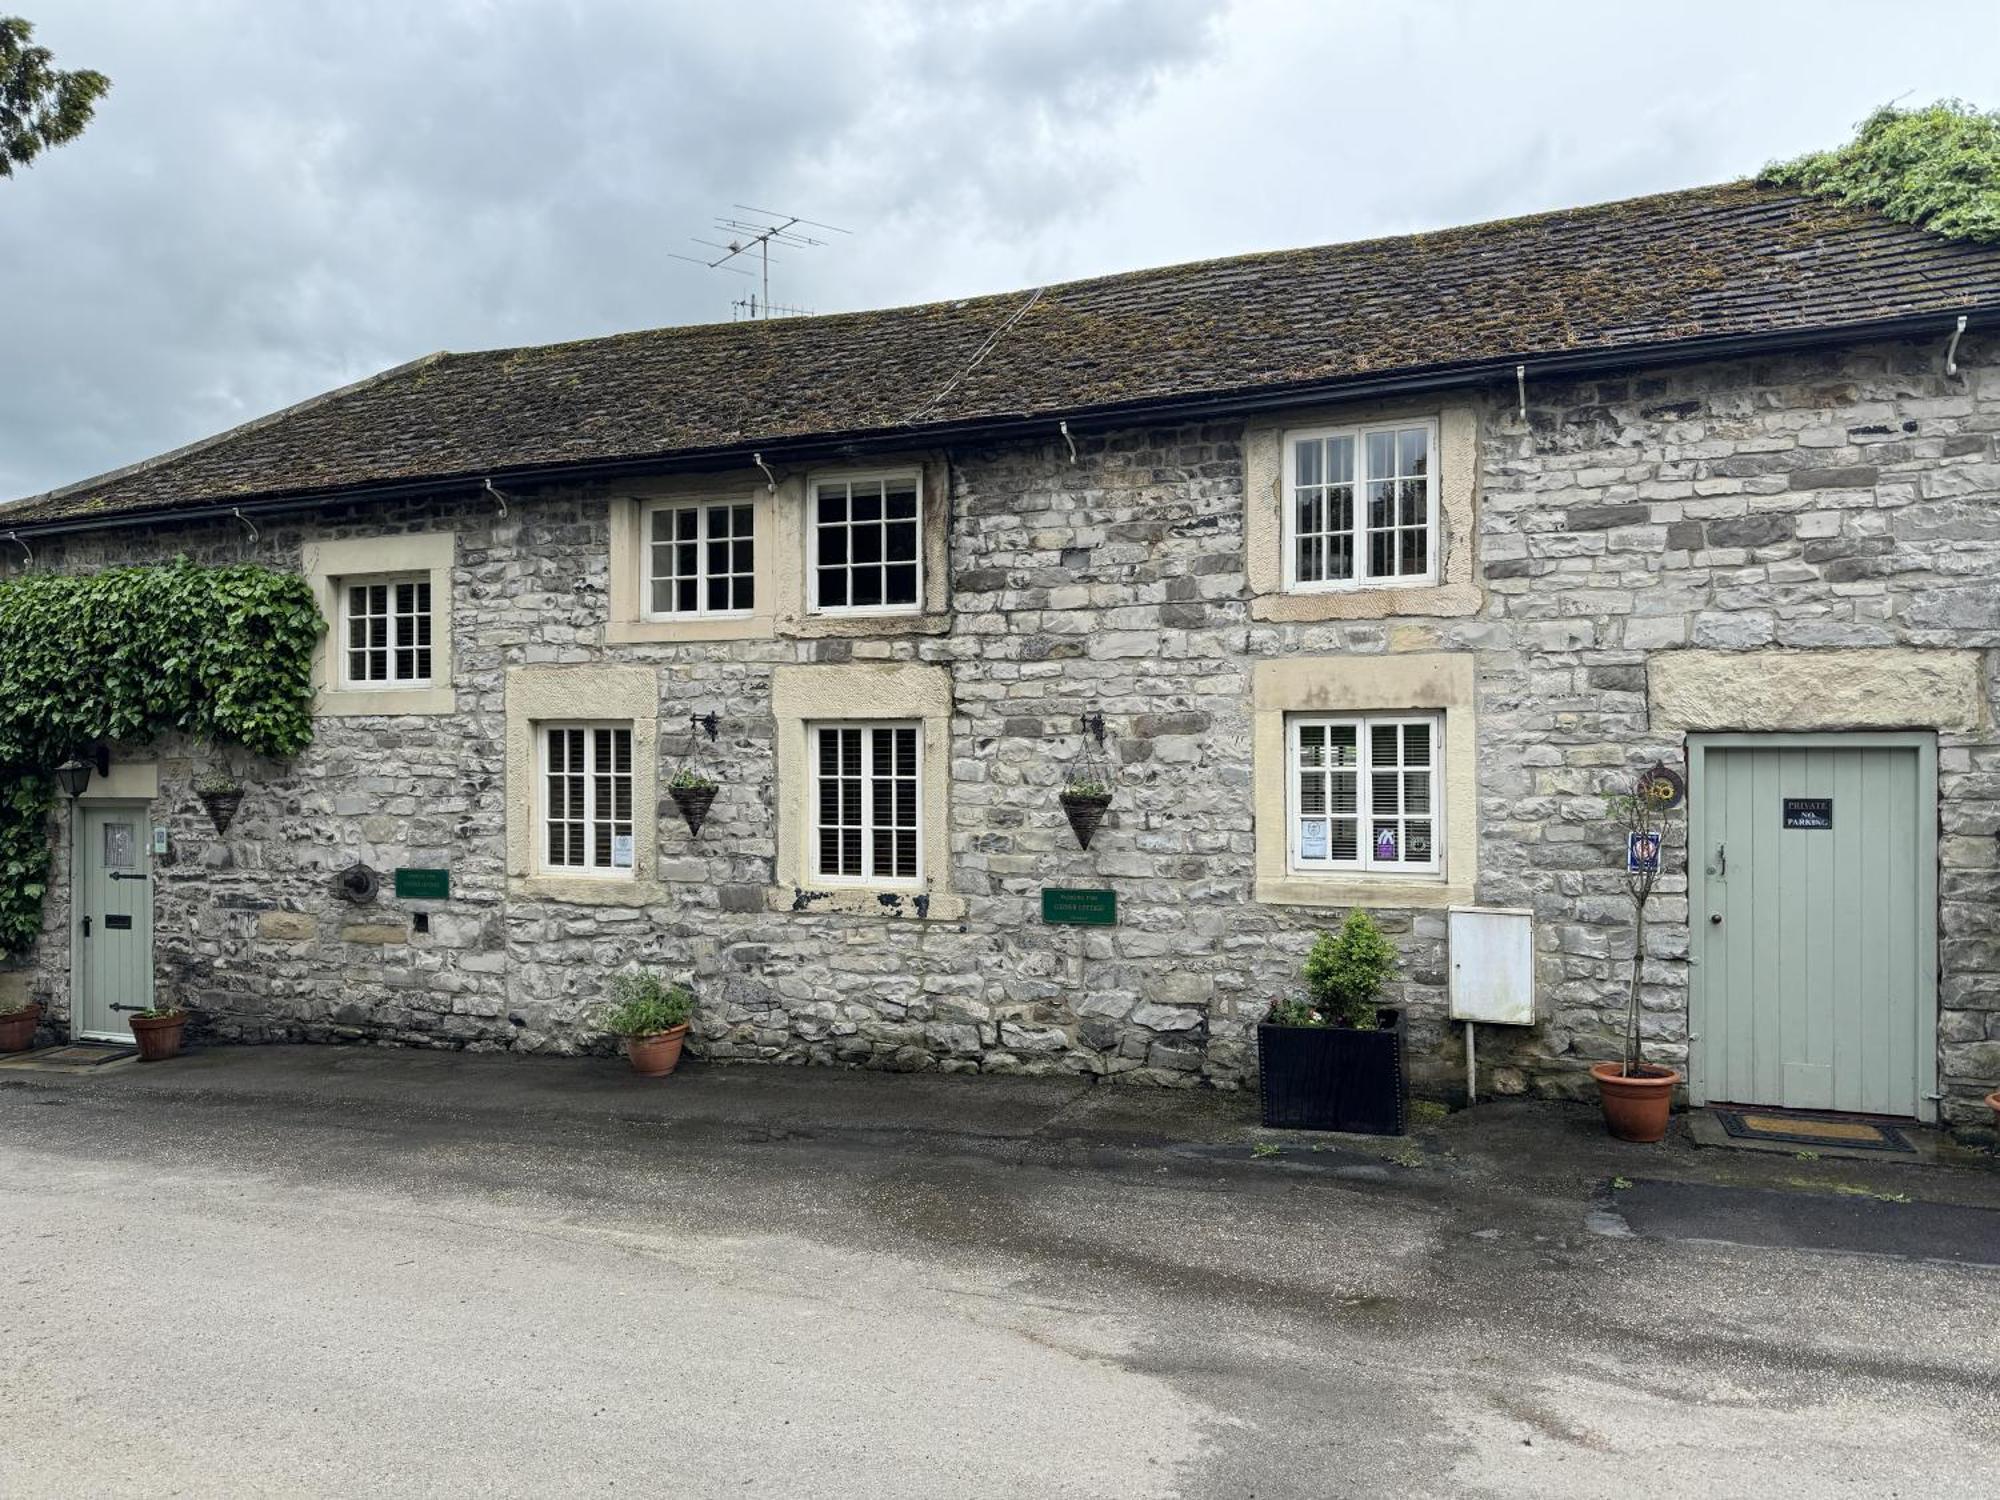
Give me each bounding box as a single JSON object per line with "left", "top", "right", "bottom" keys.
{"left": 9, "top": 180, "right": 2000, "bottom": 528}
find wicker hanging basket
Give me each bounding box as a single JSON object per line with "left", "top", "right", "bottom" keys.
{"left": 670, "top": 784, "right": 718, "bottom": 837}
{"left": 1059, "top": 790, "right": 1112, "bottom": 850}
{"left": 198, "top": 788, "right": 243, "bottom": 835}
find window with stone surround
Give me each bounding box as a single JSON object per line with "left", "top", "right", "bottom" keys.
{"left": 809, "top": 721, "right": 922, "bottom": 886}
{"left": 340, "top": 573, "right": 434, "bottom": 687}
{"left": 1288, "top": 713, "right": 1441, "bottom": 875}
{"left": 642, "top": 499, "right": 755, "bottom": 619}
{"left": 807, "top": 470, "right": 923, "bottom": 615}
{"left": 1284, "top": 420, "right": 1437, "bottom": 591}
{"left": 538, "top": 723, "right": 635, "bottom": 877}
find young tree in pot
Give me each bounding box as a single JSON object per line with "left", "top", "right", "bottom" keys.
{"left": 668, "top": 767, "right": 719, "bottom": 837}
{"left": 1590, "top": 767, "right": 1684, "bottom": 1142}
{"left": 1258, "top": 910, "right": 1408, "bottom": 1135}
{"left": 128, "top": 1001, "right": 189, "bottom": 1061}
{"left": 604, "top": 971, "right": 696, "bottom": 1077}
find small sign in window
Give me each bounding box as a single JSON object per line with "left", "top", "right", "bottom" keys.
{"left": 612, "top": 834, "right": 635, "bottom": 869}
{"left": 1782, "top": 797, "right": 1832, "bottom": 831}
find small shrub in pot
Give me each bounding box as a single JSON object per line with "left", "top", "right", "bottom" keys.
{"left": 1258, "top": 911, "right": 1407, "bottom": 1135}
{"left": 604, "top": 971, "right": 696, "bottom": 1077}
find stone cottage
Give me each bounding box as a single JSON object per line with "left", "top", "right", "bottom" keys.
{"left": 3, "top": 180, "right": 1998, "bottom": 1130}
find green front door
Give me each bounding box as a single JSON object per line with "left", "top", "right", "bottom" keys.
{"left": 75, "top": 804, "right": 155, "bottom": 1040}
{"left": 1690, "top": 734, "right": 1938, "bottom": 1122}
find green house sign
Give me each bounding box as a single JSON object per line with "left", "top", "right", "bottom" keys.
{"left": 393, "top": 868, "right": 450, "bottom": 901}
{"left": 1041, "top": 887, "right": 1117, "bottom": 926}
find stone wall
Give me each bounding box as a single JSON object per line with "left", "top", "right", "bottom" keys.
{"left": 3, "top": 334, "right": 1996, "bottom": 1128}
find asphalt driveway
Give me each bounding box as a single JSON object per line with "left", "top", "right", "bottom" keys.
{"left": 2, "top": 1047, "right": 1995, "bottom": 1498}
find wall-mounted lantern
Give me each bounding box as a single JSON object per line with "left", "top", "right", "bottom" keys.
{"left": 52, "top": 758, "right": 93, "bottom": 800}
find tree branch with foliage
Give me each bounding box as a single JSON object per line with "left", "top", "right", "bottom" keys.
{"left": 1763, "top": 99, "right": 2000, "bottom": 244}
{"left": 1607, "top": 769, "right": 1679, "bottom": 1077}
{"left": 0, "top": 560, "right": 323, "bottom": 957}
{"left": 1, "top": 15, "right": 109, "bottom": 179}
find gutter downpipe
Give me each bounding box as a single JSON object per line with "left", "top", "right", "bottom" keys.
{"left": 3, "top": 307, "right": 1988, "bottom": 542}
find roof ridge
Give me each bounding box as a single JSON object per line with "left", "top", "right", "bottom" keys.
{"left": 0, "top": 351, "right": 450, "bottom": 518}
{"left": 445, "top": 180, "right": 1798, "bottom": 364}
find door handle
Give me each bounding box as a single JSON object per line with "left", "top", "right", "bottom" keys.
{"left": 80, "top": 914, "right": 91, "bottom": 937}
{"left": 1709, "top": 913, "right": 1722, "bottom": 925}
{"left": 108, "top": 871, "right": 148, "bottom": 882}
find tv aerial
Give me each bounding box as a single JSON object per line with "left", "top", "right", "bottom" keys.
{"left": 671, "top": 205, "right": 850, "bottom": 320}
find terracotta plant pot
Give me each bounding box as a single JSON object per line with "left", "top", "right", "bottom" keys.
{"left": 1590, "top": 1060, "right": 1682, "bottom": 1143}
{"left": 670, "top": 784, "right": 718, "bottom": 837}
{"left": 198, "top": 789, "right": 243, "bottom": 835}
{"left": 1986, "top": 1091, "right": 2000, "bottom": 1133}
{"left": 1060, "top": 791, "right": 1112, "bottom": 850}
{"left": 129, "top": 1011, "right": 189, "bottom": 1062}
{"left": 625, "top": 1023, "right": 690, "bottom": 1077}
{"left": 0, "top": 1003, "right": 40, "bottom": 1053}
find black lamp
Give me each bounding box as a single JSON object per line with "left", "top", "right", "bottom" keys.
{"left": 53, "top": 758, "right": 93, "bottom": 799}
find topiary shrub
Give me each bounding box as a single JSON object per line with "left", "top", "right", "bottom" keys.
{"left": 1762, "top": 99, "right": 2000, "bottom": 244}
{"left": 1298, "top": 910, "right": 1398, "bottom": 1031}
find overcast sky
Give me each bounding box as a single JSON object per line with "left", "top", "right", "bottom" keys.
{"left": 4, "top": 0, "right": 1999, "bottom": 501}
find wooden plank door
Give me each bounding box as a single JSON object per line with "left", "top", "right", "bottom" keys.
{"left": 1691, "top": 735, "right": 1936, "bottom": 1121}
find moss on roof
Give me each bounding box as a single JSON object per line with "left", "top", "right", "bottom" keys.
{"left": 7, "top": 178, "right": 2000, "bottom": 528}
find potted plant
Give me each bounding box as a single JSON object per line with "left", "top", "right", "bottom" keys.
{"left": 1258, "top": 910, "right": 1407, "bottom": 1135}
{"left": 668, "top": 768, "right": 719, "bottom": 837}
{"left": 194, "top": 769, "right": 244, "bottom": 835}
{"left": 0, "top": 997, "right": 39, "bottom": 1053}
{"left": 129, "top": 1002, "right": 189, "bottom": 1061}
{"left": 1059, "top": 776, "right": 1113, "bottom": 850}
{"left": 604, "top": 971, "right": 696, "bottom": 1077}
{"left": 1590, "top": 766, "right": 1684, "bottom": 1142}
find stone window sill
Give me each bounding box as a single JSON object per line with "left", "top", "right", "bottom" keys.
{"left": 607, "top": 615, "right": 775, "bottom": 644}
{"left": 1250, "top": 582, "right": 1480, "bottom": 623}
{"left": 316, "top": 686, "right": 456, "bottom": 717}
{"left": 762, "top": 885, "right": 967, "bottom": 921}
{"left": 779, "top": 612, "right": 952, "bottom": 639}
{"left": 510, "top": 874, "right": 668, "bottom": 908}
{"left": 1254, "top": 875, "right": 1475, "bottom": 911}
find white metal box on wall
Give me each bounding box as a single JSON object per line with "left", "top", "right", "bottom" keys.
{"left": 1448, "top": 906, "right": 1535, "bottom": 1026}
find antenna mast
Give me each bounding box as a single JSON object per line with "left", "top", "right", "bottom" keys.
{"left": 670, "top": 205, "right": 851, "bottom": 320}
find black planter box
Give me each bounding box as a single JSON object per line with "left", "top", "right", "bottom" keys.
{"left": 1257, "top": 1007, "right": 1407, "bottom": 1135}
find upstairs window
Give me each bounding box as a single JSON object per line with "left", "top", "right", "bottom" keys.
{"left": 809, "top": 471, "right": 922, "bottom": 614}
{"left": 342, "top": 575, "right": 433, "bottom": 686}
{"left": 644, "top": 501, "right": 755, "bottom": 618}
{"left": 811, "top": 722, "right": 921, "bottom": 885}
{"left": 1284, "top": 421, "right": 1437, "bottom": 590}
{"left": 1289, "top": 714, "right": 1441, "bottom": 875}
{"left": 541, "top": 724, "right": 635, "bottom": 876}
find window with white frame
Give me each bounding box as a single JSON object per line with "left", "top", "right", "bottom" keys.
{"left": 810, "top": 471, "right": 922, "bottom": 613}
{"left": 540, "top": 724, "right": 635, "bottom": 875}
{"left": 342, "top": 574, "right": 433, "bottom": 685}
{"left": 1289, "top": 714, "right": 1441, "bottom": 874}
{"left": 1284, "top": 421, "right": 1437, "bottom": 590}
{"left": 644, "top": 500, "right": 755, "bottom": 617}
{"left": 810, "top": 722, "right": 921, "bottom": 885}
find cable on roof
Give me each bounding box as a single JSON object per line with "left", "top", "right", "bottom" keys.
{"left": 906, "top": 287, "right": 1046, "bottom": 428}
{"left": 4, "top": 531, "right": 30, "bottom": 567}
{"left": 1945, "top": 314, "right": 1968, "bottom": 378}
{"left": 483, "top": 477, "right": 509, "bottom": 518}
{"left": 1516, "top": 364, "right": 1528, "bottom": 424}
{"left": 231, "top": 508, "right": 260, "bottom": 545}
{"left": 752, "top": 453, "right": 776, "bottom": 493}
{"left": 1059, "top": 421, "right": 1077, "bottom": 465}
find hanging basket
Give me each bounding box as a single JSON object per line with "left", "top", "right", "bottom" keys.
{"left": 1059, "top": 790, "right": 1112, "bottom": 850}
{"left": 198, "top": 789, "right": 243, "bottom": 835}
{"left": 670, "top": 784, "right": 718, "bottom": 837}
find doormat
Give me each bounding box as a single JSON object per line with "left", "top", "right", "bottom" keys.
{"left": 3, "top": 1044, "right": 139, "bottom": 1068}
{"left": 1712, "top": 1108, "right": 1915, "bottom": 1154}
